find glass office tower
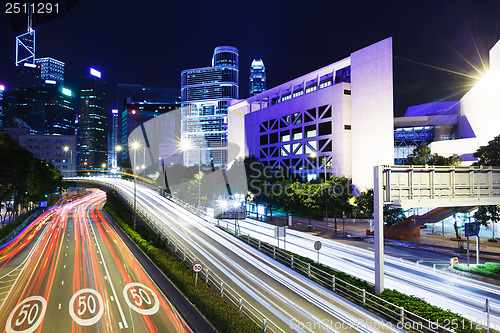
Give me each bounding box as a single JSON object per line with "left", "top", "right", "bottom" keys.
{"left": 79, "top": 68, "right": 108, "bottom": 170}
{"left": 249, "top": 59, "right": 266, "bottom": 96}
{"left": 181, "top": 46, "right": 239, "bottom": 167}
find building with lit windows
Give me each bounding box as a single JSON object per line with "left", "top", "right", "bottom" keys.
{"left": 118, "top": 86, "right": 180, "bottom": 163}
{"left": 181, "top": 46, "right": 239, "bottom": 167}
{"left": 0, "top": 84, "right": 5, "bottom": 128}
{"left": 228, "top": 38, "right": 394, "bottom": 191}
{"left": 249, "top": 59, "right": 266, "bottom": 96}
{"left": 393, "top": 102, "right": 459, "bottom": 164}
{"left": 394, "top": 39, "right": 500, "bottom": 166}
{"left": 78, "top": 68, "right": 108, "bottom": 170}
{"left": 6, "top": 127, "right": 76, "bottom": 174}
{"left": 2, "top": 63, "right": 74, "bottom": 135}
{"left": 121, "top": 101, "right": 179, "bottom": 162}
{"left": 36, "top": 57, "right": 64, "bottom": 86}
{"left": 44, "top": 85, "right": 76, "bottom": 136}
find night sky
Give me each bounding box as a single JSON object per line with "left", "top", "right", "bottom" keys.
{"left": 1, "top": 0, "right": 500, "bottom": 116}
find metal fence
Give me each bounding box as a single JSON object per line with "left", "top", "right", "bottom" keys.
{"left": 73, "top": 178, "right": 284, "bottom": 333}
{"left": 0, "top": 209, "right": 44, "bottom": 247}
{"left": 71, "top": 177, "right": 488, "bottom": 333}
{"left": 233, "top": 229, "right": 481, "bottom": 333}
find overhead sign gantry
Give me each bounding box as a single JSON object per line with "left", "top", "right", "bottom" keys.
{"left": 374, "top": 165, "right": 500, "bottom": 293}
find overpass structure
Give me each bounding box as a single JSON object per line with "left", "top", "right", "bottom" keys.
{"left": 374, "top": 165, "right": 500, "bottom": 293}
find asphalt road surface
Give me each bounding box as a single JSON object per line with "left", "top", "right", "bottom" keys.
{"left": 0, "top": 190, "right": 191, "bottom": 333}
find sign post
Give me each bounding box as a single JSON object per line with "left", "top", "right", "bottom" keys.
{"left": 275, "top": 227, "right": 286, "bottom": 250}
{"left": 465, "top": 222, "right": 480, "bottom": 267}
{"left": 192, "top": 262, "right": 203, "bottom": 287}
{"left": 484, "top": 298, "right": 490, "bottom": 333}
{"left": 375, "top": 165, "right": 500, "bottom": 294}
{"left": 314, "top": 241, "right": 322, "bottom": 264}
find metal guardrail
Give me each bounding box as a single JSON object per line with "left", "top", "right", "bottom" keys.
{"left": 0, "top": 209, "right": 43, "bottom": 247}
{"left": 70, "top": 177, "right": 490, "bottom": 333}
{"left": 71, "top": 178, "right": 284, "bottom": 333}
{"left": 230, "top": 229, "right": 484, "bottom": 333}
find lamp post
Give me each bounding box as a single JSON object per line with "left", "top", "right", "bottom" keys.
{"left": 114, "top": 145, "right": 122, "bottom": 172}
{"left": 63, "top": 145, "right": 73, "bottom": 177}
{"left": 130, "top": 140, "right": 142, "bottom": 231}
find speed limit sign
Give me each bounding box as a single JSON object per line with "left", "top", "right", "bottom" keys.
{"left": 192, "top": 262, "right": 203, "bottom": 273}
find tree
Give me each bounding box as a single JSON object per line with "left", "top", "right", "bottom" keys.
{"left": 474, "top": 205, "right": 500, "bottom": 239}
{"left": 355, "top": 189, "right": 374, "bottom": 219}
{"left": 0, "top": 133, "right": 63, "bottom": 224}
{"left": 405, "top": 144, "right": 462, "bottom": 166}
{"left": 355, "top": 189, "right": 408, "bottom": 227}
{"left": 473, "top": 133, "right": 500, "bottom": 239}
{"left": 473, "top": 134, "right": 500, "bottom": 166}
{"left": 383, "top": 206, "right": 406, "bottom": 227}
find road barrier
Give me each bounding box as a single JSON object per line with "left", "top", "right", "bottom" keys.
{"left": 70, "top": 178, "right": 284, "bottom": 333}
{"left": 69, "top": 177, "right": 489, "bottom": 333}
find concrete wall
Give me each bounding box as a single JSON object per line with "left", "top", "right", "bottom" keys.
{"left": 351, "top": 37, "right": 394, "bottom": 192}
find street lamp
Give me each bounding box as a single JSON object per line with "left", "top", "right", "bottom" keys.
{"left": 130, "top": 140, "right": 142, "bottom": 231}
{"left": 63, "top": 145, "right": 73, "bottom": 177}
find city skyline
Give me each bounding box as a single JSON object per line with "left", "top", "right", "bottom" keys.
{"left": 0, "top": 1, "right": 499, "bottom": 115}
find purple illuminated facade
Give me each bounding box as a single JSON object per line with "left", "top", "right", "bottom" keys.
{"left": 229, "top": 38, "right": 394, "bottom": 191}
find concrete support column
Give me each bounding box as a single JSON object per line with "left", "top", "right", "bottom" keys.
{"left": 374, "top": 165, "right": 385, "bottom": 294}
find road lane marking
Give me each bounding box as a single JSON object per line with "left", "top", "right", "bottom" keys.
{"left": 104, "top": 276, "right": 107, "bottom": 280}
{"left": 110, "top": 296, "right": 114, "bottom": 301}
{"left": 88, "top": 222, "right": 128, "bottom": 329}
{"left": 65, "top": 253, "right": 67, "bottom": 256}
{"left": 0, "top": 220, "right": 50, "bottom": 312}
{"left": 59, "top": 303, "right": 61, "bottom": 310}
{"left": 63, "top": 265, "right": 66, "bottom": 269}
{"left": 118, "top": 322, "right": 123, "bottom": 329}
{"left": 61, "top": 281, "right": 64, "bottom": 285}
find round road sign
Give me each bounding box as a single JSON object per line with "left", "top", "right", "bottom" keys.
{"left": 314, "top": 241, "right": 322, "bottom": 251}
{"left": 192, "top": 262, "right": 203, "bottom": 273}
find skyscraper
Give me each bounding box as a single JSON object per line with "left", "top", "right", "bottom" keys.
{"left": 249, "top": 59, "right": 266, "bottom": 96}
{"left": 45, "top": 85, "right": 75, "bottom": 136}
{"left": 181, "top": 46, "right": 239, "bottom": 167}
{"left": 36, "top": 57, "right": 64, "bottom": 86}
{"left": 0, "top": 84, "right": 4, "bottom": 128}
{"left": 108, "top": 109, "right": 119, "bottom": 171}
{"left": 79, "top": 68, "right": 108, "bottom": 170}
{"left": 116, "top": 85, "right": 180, "bottom": 164}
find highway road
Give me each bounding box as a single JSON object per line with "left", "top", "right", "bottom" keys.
{"left": 79, "top": 177, "right": 413, "bottom": 333}
{"left": 232, "top": 217, "right": 500, "bottom": 328}
{"left": 0, "top": 189, "right": 190, "bottom": 333}
{"left": 79, "top": 177, "right": 500, "bottom": 332}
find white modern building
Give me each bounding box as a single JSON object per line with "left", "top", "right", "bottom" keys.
{"left": 228, "top": 38, "right": 394, "bottom": 192}
{"left": 429, "top": 39, "right": 500, "bottom": 163}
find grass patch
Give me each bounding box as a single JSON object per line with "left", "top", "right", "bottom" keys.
{"left": 234, "top": 230, "right": 487, "bottom": 333}
{"left": 103, "top": 189, "right": 261, "bottom": 333}
{"left": 454, "top": 262, "right": 500, "bottom": 280}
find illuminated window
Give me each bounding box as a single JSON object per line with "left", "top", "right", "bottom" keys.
{"left": 292, "top": 128, "right": 302, "bottom": 140}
